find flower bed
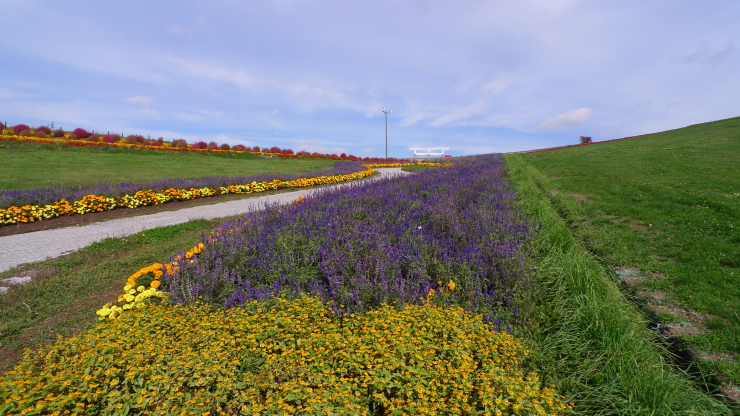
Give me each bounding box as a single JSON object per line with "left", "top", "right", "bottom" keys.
{"left": 0, "top": 155, "right": 575, "bottom": 414}
{"left": 2, "top": 296, "right": 571, "bottom": 415}
{"left": 163, "top": 154, "right": 531, "bottom": 327}
{"left": 0, "top": 165, "right": 377, "bottom": 226}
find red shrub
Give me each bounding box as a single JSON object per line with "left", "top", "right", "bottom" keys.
{"left": 282, "top": 149, "right": 294, "bottom": 155}
{"left": 269, "top": 146, "right": 281, "bottom": 153}
{"left": 220, "top": 143, "right": 231, "bottom": 150}
{"left": 192, "top": 141, "right": 207, "bottom": 149}
{"left": 251, "top": 146, "right": 261, "bottom": 152}
{"left": 232, "top": 144, "right": 246, "bottom": 151}
{"left": 35, "top": 126, "right": 52, "bottom": 135}
{"left": 13, "top": 124, "right": 30, "bottom": 135}
{"left": 53, "top": 129, "right": 65, "bottom": 138}
{"left": 102, "top": 135, "right": 116, "bottom": 143}
{"left": 72, "top": 128, "right": 91, "bottom": 138}
{"left": 150, "top": 141, "right": 162, "bottom": 147}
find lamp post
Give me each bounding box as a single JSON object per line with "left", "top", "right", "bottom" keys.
{"left": 382, "top": 108, "right": 391, "bottom": 159}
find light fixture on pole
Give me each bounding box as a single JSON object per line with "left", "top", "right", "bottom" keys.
{"left": 382, "top": 108, "right": 391, "bottom": 159}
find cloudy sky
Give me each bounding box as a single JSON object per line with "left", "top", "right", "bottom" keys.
{"left": 1, "top": 1, "right": 738, "bottom": 157}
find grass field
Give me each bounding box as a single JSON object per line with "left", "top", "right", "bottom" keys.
{"left": 0, "top": 140, "right": 336, "bottom": 190}
{"left": 1, "top": 127, "right": 739, "bottom": 414}
{"left": 516, "top": 116, "right": 740, "bottom": 402}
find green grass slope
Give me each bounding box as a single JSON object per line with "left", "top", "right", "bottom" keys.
{"left": 514, "top": 116, "right": 740, "bottom": 408}
{"left": 0, "top": 141, "right": 336, "bottom": 191}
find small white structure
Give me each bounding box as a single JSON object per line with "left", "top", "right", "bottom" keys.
{"left": 410, "top": 147, "right": 450, "bottom": 159}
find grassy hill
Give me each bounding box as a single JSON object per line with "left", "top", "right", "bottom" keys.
{"left": 514, "top": 116, "right": 740, "bottom": 405}
{"left": 0, "top": 140, "right": 336, "bottom": 191}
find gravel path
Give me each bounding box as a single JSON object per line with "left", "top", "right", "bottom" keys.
{"left": 0, "top": 168, "right": 407, "bottom": 274}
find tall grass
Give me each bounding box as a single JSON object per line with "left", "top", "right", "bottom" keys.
{"left": 519, "top": 116, "right": 740, "bottom": 393}
{"left": 506, "top": 153, "right": 735, "bottom": 415}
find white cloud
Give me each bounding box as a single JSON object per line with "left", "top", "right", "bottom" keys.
{"left": 430, "top": 101, "right": 488, "bottom": 127}
{"left": 126, "top": 95, "right": 155, "bottom": 106}
{"left": 678, "top": 41, "right": 735, "bottom": 65}
{"left": 534, "top": 107, "right": 595, "bottom": 131}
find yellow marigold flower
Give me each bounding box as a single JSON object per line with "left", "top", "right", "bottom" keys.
{"left": 447, "top": 281, "right": 456, "bottom": 291}
{"left": 150, "top": 280, "right": 161, "bottom": 289}
{"left": 95, "top": 308, "right": 111, "bottom": 317}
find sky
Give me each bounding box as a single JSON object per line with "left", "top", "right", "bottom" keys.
{"left": 1, "top": 0, "right": 738, "bottom": 157}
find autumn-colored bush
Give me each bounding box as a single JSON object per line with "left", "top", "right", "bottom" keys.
{"left": 66, "top": 134, "right": 78, "bottom": 141}
{"left": 13, "top": 124, "right": 30, "bottom": 135}
{"left": 87, "top": 134, "right": 100, "bottom": 142}
{"left": 72, "top": 128, "right": 91, "bottom": 139}
{"left": 102, "top": 135, "right": 116, "bottom": 143}
{"left": 173, "top": 139, "right": 187, "bottom": 148}
{"left": 53, "top": 129, "right": 65, "bottom": 138}
{"left": 269, "top": 146, "right": 281, "bottom": 153}
{"left": 220, "top": 143, "right": 230, "bottom": 150}
{"left": 207, "top": 143, "right": 219, "bottom": 150}
{"left": 125, "top": 135, "right": 138, "bottom": 144}
{"left": 150, "top": 141, "right": 162, "bottom": 147}
{"left": 35, "top": 126, "right": 52, "bottom": 135}
{"left": 18, "top": 129, "right": 32, "bottom": 137}
{"left": 136, "top": 135, "right": 146, "bottom": 143}
{"left": 34, "top": 131, "right": 49, "bottom": 138}
{"left": 232, "top": 144, "right": 246, "bottom": 151}
{"left": 251, "top": 145, "right": 261, "bottom": 152}
{"left": 192, "top": 141, "right": 207, "bottom": 149}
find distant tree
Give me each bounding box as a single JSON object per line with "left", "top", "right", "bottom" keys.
{"left": 580, "top": 135, "right": 593, "bottom": 144}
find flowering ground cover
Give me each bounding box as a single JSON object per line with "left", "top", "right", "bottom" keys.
{"left": 162, "top": 155, "right": 531, "bottom": 326}
{"left": 0, "top": 155, "right": 575, "bottom": 415}
{"left": 0, "top": 162, "right": 375, "bottom": 226}
{"left": 1, "top": 296, "right": 570, "bottom": 415}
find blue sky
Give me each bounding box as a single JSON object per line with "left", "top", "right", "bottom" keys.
{"left": 1, "top": 1, "right": 738, "bottom": 157}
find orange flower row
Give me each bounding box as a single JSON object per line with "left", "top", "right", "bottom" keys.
{"left": 1, "top": 168, "right": 376, "bottom": 226}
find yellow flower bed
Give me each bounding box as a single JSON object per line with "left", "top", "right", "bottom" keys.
{"left": 2, "top": 295, "right": 572, "bottom": 415}
{"left": 0, "top": 168, "right": 375, "bottom": 226}
{"left": 368, "top": 162, "right": 453, "bottom": 168}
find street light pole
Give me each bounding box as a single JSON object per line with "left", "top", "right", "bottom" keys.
{"left": 382, "top": 108, "right": 391, "bottom": 159}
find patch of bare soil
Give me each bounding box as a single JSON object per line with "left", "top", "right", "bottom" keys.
{"left": 721, "top": 384, "right": 740, "bottom": 403}
{"left": 566, "top": 193, "right": 589, "bottom": 202}
{"left": 615, "top": 266, "right": 645, "bottom": 284}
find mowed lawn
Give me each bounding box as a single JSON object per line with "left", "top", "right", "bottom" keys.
{"left": 0, "top": 140, "right": 336, "bottom": 191}
{"left": 518, "top": 117, "right": 740, "bottom": 390}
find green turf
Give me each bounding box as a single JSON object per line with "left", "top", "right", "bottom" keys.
{"left": 0, "top": 219, "right": 219, "bottom": 374}
{"left": 0, "top": 141, "right": 336, "bottom": 190}
{"left": 517, "top": 117, "right": 740, "bottom": 394}
{"left": 506, "top": 154, "right": 735, "bottom": 415}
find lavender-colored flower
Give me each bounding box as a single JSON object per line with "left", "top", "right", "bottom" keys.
{"left": 162, "top": 154, "right": 535, "bottom": 329}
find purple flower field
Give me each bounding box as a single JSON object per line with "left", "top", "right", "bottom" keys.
{"left": 163, "top": 154, "right": 534, "bottom": 329}
{"left": 0, "top": 161, "right": 367, "bottom": 208}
